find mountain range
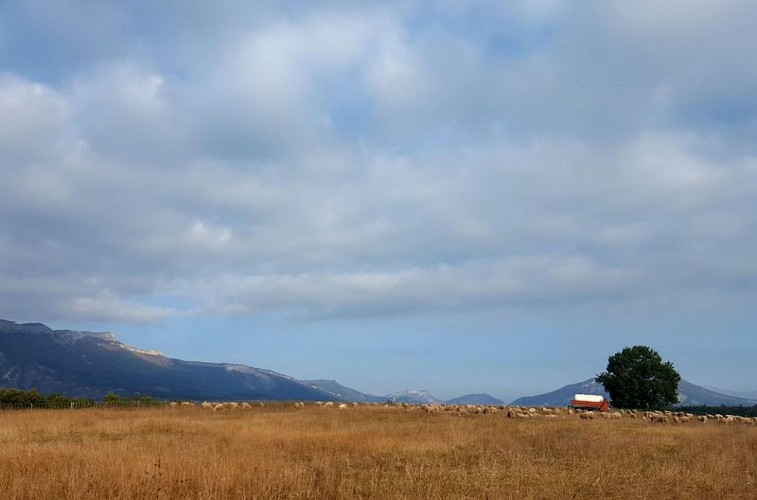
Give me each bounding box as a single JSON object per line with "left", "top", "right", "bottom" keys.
{"left": 0, "top": 319, "right": 338, "bottom": 401}
{"left": 301, "top": 381, "right": 506, "bottom": 406}
{"left": 2, "top": 319, "right": 754, "bottom": 406}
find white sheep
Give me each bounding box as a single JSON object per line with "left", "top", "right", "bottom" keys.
{"left": 649, "top": 412, "right": 669, "bottom": 423}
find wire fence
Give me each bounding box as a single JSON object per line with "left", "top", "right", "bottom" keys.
{"left": 0, "top": 400, "right": 172, "bottom": 411}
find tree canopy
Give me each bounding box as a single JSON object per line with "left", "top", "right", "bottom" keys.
{"left": 596, "top": 345, "right": 681, "bottom": 410}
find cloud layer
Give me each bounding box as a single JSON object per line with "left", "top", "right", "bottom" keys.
{"left": 1, "top": 1, "right": 756, "bottom": 326}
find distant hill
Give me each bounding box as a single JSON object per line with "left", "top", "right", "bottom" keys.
{"left": 512, "top": 378, "right": 757, "bottom": 407}
{"left": 512, "top": 379, "right": 607, "bottom": 407}
{"left": 304, "top": 380, "right": 385, "bottom": 403}
{"left": 386, "top": 389, "right": 443, "bottom": 404}
{"left": 445, "top": 393, "right": 505, "bottom": 406}
{"left": 0, "top": 319, "right": 339, "bottom": 401}
{"left": 676, "top": 380, "right": 757, "bottom": 406}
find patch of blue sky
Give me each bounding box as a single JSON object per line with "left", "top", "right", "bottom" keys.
{"left": 404, "top": 2, "right": 559, "bottom": 57}
{"left": 678, "top": 95, "right": 757, "bottom": 133}
{"left": 313, "top": 70, "right": 377, "bottom": 142}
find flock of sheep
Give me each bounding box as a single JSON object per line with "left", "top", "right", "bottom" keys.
{"left": 398, "top": 404, "right": 756, "bottom": 424}
{"left": 167, "top": 400, "right": 757, "bottom": 424}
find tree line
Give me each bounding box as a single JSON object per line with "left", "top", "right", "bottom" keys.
{"left": 674, "top": 405, "right": 757, "bottom": 418}
{"left": 0, "top": 388, "right": 161, "bottom": 409}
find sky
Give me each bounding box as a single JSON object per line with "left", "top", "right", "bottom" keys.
{"left": 1, "top": 1, "right": 756, "bottom": 402}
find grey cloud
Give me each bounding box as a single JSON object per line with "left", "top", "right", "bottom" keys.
{"left": 185, "top": 254, "right": 636, "bottom": 319}
{"left": 4, "top": 119, "right": 756, "bottom": 322}
{"left": 0, "top": 75, "right": 68, "bottom": 164}
{"left": 68, "top": 63, "right": 192, "bottom": 165}
{"left": 0, "top": 2, "right": 756, "bottom": 324}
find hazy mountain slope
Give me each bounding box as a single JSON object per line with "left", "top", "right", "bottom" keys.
{"left": 676, "top": 380, "right": 757, "bottom": 406}
{"left": 304, "top": 379, "right": 385, "bottom": 403}
{"left": 445, "top": 393, "right": 505, "bottom": 405}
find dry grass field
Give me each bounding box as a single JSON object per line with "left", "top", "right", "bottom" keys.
{"left": 0, "top": 404, "right": 755, "bottom": 499}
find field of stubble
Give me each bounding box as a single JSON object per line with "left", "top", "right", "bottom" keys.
{"left": 0, "top": 404, "right": 754, "bottom": 499}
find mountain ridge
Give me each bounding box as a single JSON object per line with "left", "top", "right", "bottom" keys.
{"left": 386, "top": 389, "right": 443, "bottom": 404}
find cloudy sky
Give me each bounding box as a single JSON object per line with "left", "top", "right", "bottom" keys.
{"left": 1, "top": 1, "right": 756, "bottom": 401}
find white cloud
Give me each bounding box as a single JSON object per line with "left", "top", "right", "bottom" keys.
{"left": 68, "top": 63, "right": 189, "bottom": 164}
{"left": 0, "top": 75, "right": 67, "bottom": 163}
{"left": 185, "top": 254, "right": 634, "bottom": 318}
{"left": 189, "top": 221, "right": 232, "bottom": 248}
{"left": 67, "top": 295, "right": 177, "bottom": 324}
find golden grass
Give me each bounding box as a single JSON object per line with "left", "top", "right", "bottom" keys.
{"left": 0, "top": 405, "right": 754, "bottom": 499}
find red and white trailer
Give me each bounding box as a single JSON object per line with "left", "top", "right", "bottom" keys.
{"left": 570, "top": 394, "right": 609, "bottom": 412}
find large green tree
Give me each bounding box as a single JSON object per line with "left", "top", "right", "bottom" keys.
{"left": 596, "top": 346, "right": 680, "bottom": 410}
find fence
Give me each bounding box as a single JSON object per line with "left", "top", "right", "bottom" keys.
{"left": 0, "top": 400, "right": 172, "bottom": 411}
